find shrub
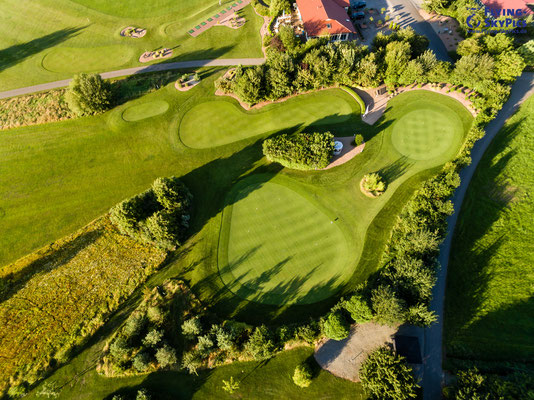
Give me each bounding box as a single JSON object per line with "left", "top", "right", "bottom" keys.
{"left": 146, "top": 306, "right": 164, "bottom": 325}
{"left": 213, "top": 325, "right": 236, "bottom": 351}
{"left": 344, "top": 294, "right": 373, "bottom": 324}
{"left": 222, "top": 376, "right": 240, "bottom": 394}
{"left": 132, "top": 352, "right": 151, "bottom": 372}
{"left": 371, "top": 285, "right": 405, "bottom": 326}
{"left": 245, "top": 325, "right": 276, "bottom": 360}
{"left": 155, "top": 345, "right": 177, "bottom": 368}
{"left": 323, "top": 311, "right": 350, "bottom": 340}
{"left": 136, "top": 389, "right": 151, "bottom": 400}
{"left": 123, "top": 314, "right": 147, "bottom": 339}
{"left": 182, "top": 350, "right": 203, "bottom": 375}
{"left": 65, "top": 73, "right": 111, "bottom": 116}
{"left": 152, "top": 177, "right": 192, "bottom": 210}
{"left": 182, "top": 317, "right": 202, "bottom": 339}
{"left": 293, "top": 363, "right": 313, "bottom": 388}
{"left": 354, "top": 134, "right": 364, "bottom": 146}
{"left": 360, "top": 346, "right": 419, "bottom": 400}
{"left": 109, "top": 337, "right": 130, "bottom": 361}
{"left": 143, "top": 329, "right": 163, "bottom": 348}
{"left": 340, "top": 85, "right": 366, "bottom": 112}
{"left": 295, "top": 322, "right": 321, "bottom": 344}
{"left": 361, "top": 173, "right": 386, "bottom": 196}
{"left": 263, "top": 131, "right": 335, "bottom": 170}
{"left": 197, "top": 334, "right": 215, "bottom": 356}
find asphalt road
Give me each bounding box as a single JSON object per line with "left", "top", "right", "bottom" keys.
{"left": 0, "top": 58, "right": 265, "bottom": 99}
{"left": 422, "top": 72, "right": 534, "bottom": 400}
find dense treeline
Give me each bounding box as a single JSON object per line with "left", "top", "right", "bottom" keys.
{"left": 262, "top": 131, "right": 335, "bottom": 170}
{"left": 110, "top": 177, "right": 192, "bottom": 250}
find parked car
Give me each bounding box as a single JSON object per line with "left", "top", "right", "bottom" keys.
{"left": 353, "top": 11, "right": 365, "bottom": 19}
{"left": 353, "top": 1, "right": 366, "bottom": 9}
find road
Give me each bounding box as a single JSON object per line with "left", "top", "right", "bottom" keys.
{"left": 0, "top": 58, "right": 265, "bottom": 99}
{"left": 422, "top": 72, "right": 534, "bottom": 400}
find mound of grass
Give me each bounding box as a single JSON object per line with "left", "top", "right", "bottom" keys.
{"left": 390, "top": 104, "right": 464, "bottom": 160}
{"left": 122, "top": 100, "right": 170, "bottom": 122}
{"left": 179, "top": 90, "right": 358, "bottom": 148}
{"left": 42, "top": 46, "right": 136, "bottom": 73}
{"left": 0, "top": 217, "right": 166, "bottom": 392}
{"left": 445, "top": 94, "right": 534, "bottom": 363}
{"left": 219, "top": 175, "right": 351, "bottom": 305}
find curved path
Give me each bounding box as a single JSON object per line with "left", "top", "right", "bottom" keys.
{"left": 422, "top": 72, "right": 534, "bottom": 400}
{"left": 0, "top": 58, "right": 265, "bottom": 99}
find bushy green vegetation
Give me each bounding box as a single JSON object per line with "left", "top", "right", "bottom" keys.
{"left": 110, "top": 177, "right": 192, "bottom": 250}
{"left": 361, "top": 173, "right": 386, "bottom": 196}
{"left": 322, "top": 311, "right": 351, "bottom": 340}
{"left": 445, "top": 95, "right": 534, "bottom": 364}
{"left": 66, "top": 73, "right": 112, "bottom": 116}
{"left": 359, "top": 347, "right": 419, "bottom": 400}
{"left": 0, "top": 217, "right": 166, "bottom": 394}
{"left": 262, "top": 131, "right": 335, "bottom": 170}
{"left": 340, "top": 85, "right": 366, "bottom": 112}
{"left": 293, "top": 363, "right": 313, "bottom": 388}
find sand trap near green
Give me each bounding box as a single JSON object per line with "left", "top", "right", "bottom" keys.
{"left": 122, "top": 100, "right": 169, "bottom": 121}
{"left": 219, "top": 175, "right": 351, "bottom": 305}
{"left": 179, "top": 90, "right": 358, "bottom": 149}
{"left": 42, "top": 46, "right": 135, "bottom": 73}
{"left": 391, "top": 103, "right": 464, "bottom": 161}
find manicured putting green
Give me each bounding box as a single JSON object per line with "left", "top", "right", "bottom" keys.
{"left": 179, "top": 90, "right": 356, "bottom": 148}
{"left": 122, "top": 100, "right": 169, "bottom": 122}
{"left": 219, "top": 176, "right": 351, "bottom": 305}
{"left": 42, "top": 46, "right": 135, "bottom": 73}
{"left": 391, "top": 104, "right": 464, "bottom": 160}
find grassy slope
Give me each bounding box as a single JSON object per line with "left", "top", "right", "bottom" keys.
{"left": 445, "top": 95, "right": 534, "bottom": 363}
{"left": 26, "top": 347, "right": 365, "bottom": 399}
{"left": 0, "top": 0, "right": 263, "bottom": 90}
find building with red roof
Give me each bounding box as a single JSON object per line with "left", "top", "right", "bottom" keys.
{"left": 295, "top": 0, "right": 356, "bottom": 41}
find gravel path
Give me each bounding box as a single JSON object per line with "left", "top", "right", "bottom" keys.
{"left": 422, "top": 72, "right": 534, "bottom": 400}
{"left": 0, "top": 58, "right": 265, "bottom": 99}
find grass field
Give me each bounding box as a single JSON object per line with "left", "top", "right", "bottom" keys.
{"left": 0, "top": 78, "right": 472, "bottom": 395}
{"left": 219, "top": 175, "right": 351, "bottom": 305}
{"left": 444, "top": 94, "right": 534, "bottom": 364}
{"left": 0, "top": 0, "right": 263, "bottom": 90}
{"left": 179, "top": 91, "right": 359, "bottom": 148}
{"left": 122, "top": 100, "right": 170, "bottom": 121}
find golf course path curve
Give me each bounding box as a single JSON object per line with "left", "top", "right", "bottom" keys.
{"left": 423, "top": 72, "right": 534, "bottom": 400}
{"left": 0, "top": 58, "right": 265, "bottom": 99}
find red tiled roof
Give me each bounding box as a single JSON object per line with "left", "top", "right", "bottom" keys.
{"left": 296, "top": 0, "right": 356, "bottom": 37}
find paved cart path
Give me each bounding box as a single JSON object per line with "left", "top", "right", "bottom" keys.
{"left": 422, "top": 72, "right": 534, "bottom": 400}
{"left": 0, "top": 58, "right": 265, "bottom": 99}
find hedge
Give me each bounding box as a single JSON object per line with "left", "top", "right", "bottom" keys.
{"left": 339, "top": 85, "right": 366, "bottom": 114}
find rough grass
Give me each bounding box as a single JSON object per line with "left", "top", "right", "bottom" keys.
{"left": 445, "top": 94, "right": 534, "bottom": 364}
{"left": 179, "top": 90, "right": 358, "bottom": 148}
{"left": 0, "top": 89, "right": 72, "bottom": 129}
{"left": 0, "top": 0, "right": 262, "bottom": 90}
{"left": 0, "top": 217, "right": 167, "bottom": 392}
{"left": 219, "top": 175, "right": 351, "bottom": 305}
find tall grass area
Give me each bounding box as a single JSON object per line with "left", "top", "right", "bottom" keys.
{"left": 0, "top": 0, "right": 263, "bottom": 90}
{"left": 445, "top": 95, "right": 534, "bottom": 366}
{"left": 0, "top": 217, "right": 167, "bottom": 393}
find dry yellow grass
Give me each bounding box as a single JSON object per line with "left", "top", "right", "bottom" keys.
{"left": 0, "top": 216, "right": 166, "bottom": 392}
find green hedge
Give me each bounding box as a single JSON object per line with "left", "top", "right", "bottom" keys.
{"left": 262, "top": 131, "right": 335, "bottom": 170}
{"left": 339, "top": 85, "right": 366, "bottom": 114}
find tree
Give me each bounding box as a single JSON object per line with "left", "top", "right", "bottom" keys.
{"left": 155, "top": 344, "right": 177, "bottom": 367}
{"left": 494, "top": 50, "right": 525, "bottom": 83}
{"left": 233, "top": 66, "right": 265, "bottom": 105}
{"left": 452, "top": 54, "right": 494, "bottom": 90}
{"left": 371, "top": 285, "right": 405, "bottom": 325}
{"left": 65, "top": 73, "right": 111, "bottom": 116}
{"left": 398, "top": 59, "right": 424, "bottom": 85}
{"left": 136, "top": 389, "right": 151, "bottom": 400}
{"left": 266, "top": 50, "right": 295, "bottom": 99}
{"left": 222, "top": 376, "right": 240, "bottom": 394}
{"left": 356, "top": 52, "right": 380, "bottom": 87}
{"left": 197, "top": 334, "right": 215, "bottom": 356}
{"left": 293, "top": 363, "right": 313, "bottom": 387}
{"left": 133, "top": 352, "right": 151, "bottom": 372}
{"left": 143, "top": 329, "right": 163, "bottom": 347}
{"left": 278, "top": 25, "right": 300, "bottom": 54}
{"left": 360, "top": 346, "right": 419, "bottom": 400}
{"left": 270, "top": 0, "right": 291, "bottom": 17}
{"left": 362, "top": 173, "right": 386, "bottom": 196}
{"left": 518, "top": 40, "right": 534, "bottom": 66}
{"left": 482, "top": 33, "right": 513, "bottom": 55}
{"left": 456, "top": 36, "right": 483, "bottom": 57}
{"left": 152, "top": 177, "right": 192, "bottom": 210}
{"left": 344, "top": 294, "right": 373, "bottom": 323}
{"left": 323, "top": 311, "right": 350, "bottom": 340}
{"left": 244, "top": 325, "right": 276, "bottom": 360}
{"left": 109, "top": 337, "right": 130, "bottom": 361}
{"left": 384, "top": 41, "right": 411, "bottom": 87}
{"left": 181, "top": 317, "right": 203, "bottom": 339}
{"left": 182, "top": 350, "right": 203, "bottom": 375}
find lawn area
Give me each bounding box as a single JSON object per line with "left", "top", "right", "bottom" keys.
{"left": 179, "top": 90, "right": 359, "bottom": 148}
{"left": 444, "top": 94, "right": 534, "bottom": 364}
{"left": 26, "top": 347, "right": 365, "bottom": 399}
{"left": 0, "top": 0, "right": 263, "bottom": 90}
{"left": 219, "top": 174, "right": 351, "bottom": 305}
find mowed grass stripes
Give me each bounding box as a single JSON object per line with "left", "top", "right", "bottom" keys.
{"left": 219, "top": 175, "right": 351, "bottom": 305}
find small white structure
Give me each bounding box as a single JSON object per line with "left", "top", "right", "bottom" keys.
{"left": 334, "top": 140, "right": 344, "bottom": 156}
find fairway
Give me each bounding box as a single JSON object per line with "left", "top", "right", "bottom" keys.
{"left": 122, "top": 100, "right": 169, "bottom": 121}
{"left": 219, "top": 175, "right": 351, "bottom": 305}
{"left": 179, "top": 90, "right": 359, "bottom": 148}
{"left": 391, "top": 105, "right": 464, "bottom": 160}
{"left": 42, "top": 46, "right": 136, "bottom": 73}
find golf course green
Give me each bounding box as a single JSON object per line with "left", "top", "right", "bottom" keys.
{"left": 219, "top": 175, "right": 351, "bottom": 305}
{"left": 122, "top": 100, "right": 170, "bottom": 121}
{"left": 179, "top": 89, "right": 360, "bottom": 148}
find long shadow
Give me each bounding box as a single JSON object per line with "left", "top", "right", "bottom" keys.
{"left": 0, "top": 27, "right": 85, "bottom": 73}
{"left": 0, "top": 228, "right": 103, "bottom": 304}
{"left": 378, "top": 156, "right": 412, "bottom": 185}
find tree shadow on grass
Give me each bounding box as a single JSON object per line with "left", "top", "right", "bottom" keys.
{"left": 0, "top": 27, "right": 86, "bottom": 73}
{"left": 377, "top": 156, "right": 412, "bottom": 185}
